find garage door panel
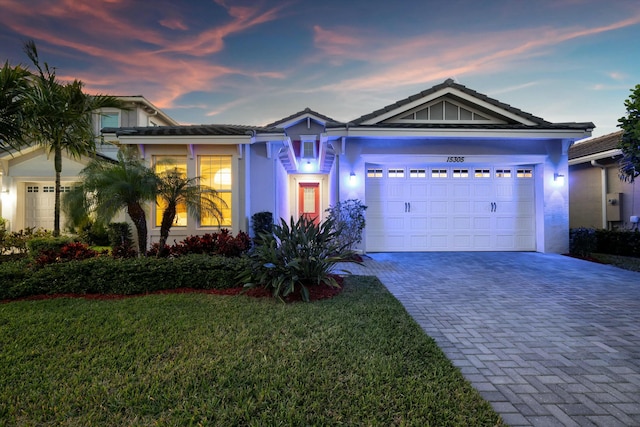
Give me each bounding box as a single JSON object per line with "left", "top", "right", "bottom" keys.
{"left": 453, "top": 200, "right": 470, "bottom": 214}
{"left": 430, "top": 217, "right": 448, "bottom": 230}
{"left": 452, "top": 216, "right": 471, "bottom": 230}
{"left": 409, "top": 216, "right": 428, "bottom": 228}
{"left": 453, "top": 184, "right": 471, "bottom": 198}
{"left": 474, "top": 217, "right": 491, "bottom": 230}
{"left": 430, "top": 184, "right": 448, "bottom": 198}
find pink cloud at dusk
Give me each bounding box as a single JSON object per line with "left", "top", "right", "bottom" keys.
{"left": 311, "top": 12, "right": 640, "bottom": 95}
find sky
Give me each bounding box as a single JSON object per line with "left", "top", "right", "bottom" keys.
{"left": 1, "top": 0, "right": 639, "bottom": 139}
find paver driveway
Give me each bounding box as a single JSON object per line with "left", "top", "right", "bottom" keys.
{"left": 348, "top": 252, "right": 640, "bottom": 426}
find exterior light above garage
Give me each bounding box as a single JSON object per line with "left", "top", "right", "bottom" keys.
{"left": 349, "top": 172, "right": 357, "bottom": 185}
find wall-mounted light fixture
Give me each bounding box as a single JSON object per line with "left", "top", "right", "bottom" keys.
{"left": 553, "top": 173, "right": 565, "bottom": 186}
{"left": 349, "top": 172, "right": 356, "bottom": 185}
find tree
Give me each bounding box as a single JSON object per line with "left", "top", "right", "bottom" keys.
{"left": 0, "top": 61, "right": 30, "bottom": 152}
{"left": 155, "top": 164, "right": 226, "bottom": 253}
{"left": 21, "top": 40, "right": 124, "bottom": 236}
{"left": 63, "top": 149, "right": 157, "bottom": 255}
{"left": 618, "top": 84, "right": 640, "bottom": 182}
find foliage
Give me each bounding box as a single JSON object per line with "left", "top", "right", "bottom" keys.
{"left": 63, "top": 149, "right": 157, "bottom": 255}
{"left": 569, "top": 227, "right": 598, "bottom": 257}
{"left": 0, "top": 254, "right": 250, "bottom": 299}
{"left": 34, "top": 241, "right": 104, "bottom": 267}
{"left": 0, "top": 276, "right": 502, "bottom": 426}
{"left": 0, "top": 61, "right": 30, "bottom": 152}
{"left": 77, "top": 220, "right": 110, "bottom": 246}
{"left": 239, "top": 216, "right": 360, "bottom": 302}
{"left": 569, "top": 228, "right": 640, "bottom": 258}
{"left": 251, "top": 211, "right": 273, "bottom": 242}
{"left": 107, "top": 222, "right": 137, "bottom": 258}
{"left": 147, "top": 230, "right": 251, "bottom": 258}
{"left": 19, "top": 40, "right": 125, "bottom": 236}
{"left": 154, "top": 163, "right": 226, "bottom": 253}
{"left": 617, "top": 84, "right": 640, "bottom": 182}
{"left": 0, "top": 227, "right": 53, "bottom": 255}
{"left": 595, "top": 229, "right": 640, "bottom": 257}
{"left": 26, "top": 236, "right": 74, "bottom": 258}
{"left": 325, "top": 199, "right": 368, "bottom": 250}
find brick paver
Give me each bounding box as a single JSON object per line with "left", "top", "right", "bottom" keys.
{"left": 349, "top": 252, "right": 640, "bottom": 426}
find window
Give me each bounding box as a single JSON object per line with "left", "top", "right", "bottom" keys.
{"left": 453, "top": 169, "right": 469, "bottom": 178}
{"left": 100, "top": 112, "right": 120, "bottom": 129}
{"left": 154, "top": 156, "right": 188, "bottom": 227}
{"left": 517, "top": 169, "right": 533, "bottom": 178}
{"left": 367, "top": 168, "right": 383, "bottom": 178}
{"left": 409, "top": 169, "right": 426, "bottom": 178}
{"left": 474, "top": 169, "right": 490, "bottom": 178}
{"left": 496, "top": 169, "right": 512, "bottom": 178}
{"left": 27, "top": 186, "right": 39, "bottom": 193}
{"left": 431, "top": 169, "right": 447, "bottom": 178}
{"left": 199, "top": 155, "right": 232, "bottom": 227}
{"left": 388, "top": 168, "right": 405, "bottom": 178}
{"left": 302, "top": 141, "right": 316, "bottom": 159}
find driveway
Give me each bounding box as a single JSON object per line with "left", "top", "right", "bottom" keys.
{"left": 348, "top": 252, "right": 640, "bottom": 426}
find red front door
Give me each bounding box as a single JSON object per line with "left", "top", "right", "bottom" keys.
{"left": 298, "top": 183, "right": 320, "bottom": 224}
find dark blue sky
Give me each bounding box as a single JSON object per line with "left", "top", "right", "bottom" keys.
{"left": 1, "top": 0, "right": 639, "bottom": 137}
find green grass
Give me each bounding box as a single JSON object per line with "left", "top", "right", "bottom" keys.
{"left": 590, "top": 252, "right": 640, "bottom": 272}
{"left": 0, "top": 276, "right": 502, "bottom": 426}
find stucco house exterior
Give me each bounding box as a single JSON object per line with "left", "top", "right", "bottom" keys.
{"left": 98, "top": 79, "right": 593, "bottom": 253}
{"left": 0, "top": 96, "right": 178, "bottom": 232}
{"left": 569, "top": 130, "right": 640, "bottom": 230}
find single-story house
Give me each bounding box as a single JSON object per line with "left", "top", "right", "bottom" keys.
{"left": 569, "top": 130, "right": 640, "bottom": 230}
{"left": 1, "top": 79, "right": 594, "bottom": 253}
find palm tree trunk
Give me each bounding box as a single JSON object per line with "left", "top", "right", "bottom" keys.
{"left": 53, "top": 146, "right": 62, "bottom": 237}
{"left": 127, "top": 201, "right": 148, "bottom": 256}
{"left": 158, "top": 202, "right": 176, "bottom": 255}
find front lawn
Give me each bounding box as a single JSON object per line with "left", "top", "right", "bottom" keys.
{"left": 0, "top": 276, "right": 503, "bottom": 426}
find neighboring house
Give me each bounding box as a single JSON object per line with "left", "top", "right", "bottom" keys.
{"left": 0, "top": 96, "right": 178, "bottom": 232}
{"left": 569, "top": 130, "right": 640, "bottom": 230}
{"left": 101, "top": 79, "right": 593, "bottom": 253}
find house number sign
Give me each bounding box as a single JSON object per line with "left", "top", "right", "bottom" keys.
{"left": 446, "top": 156, "right": 465, "bottom": 162}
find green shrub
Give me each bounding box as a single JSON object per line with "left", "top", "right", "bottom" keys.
{"left": 325, "top": 199, "right": 367, "bottom": 251}
{"left": 251, "top": 211, "right": 273, "bottom": 242}
{"left": 569, "top": 227, "right": 597, "bottom": 257}
{"left": 0, "top": 227, "right": 52, "bottom": 254}
{"left": 107, "top": 222, "right": 133, "bottom": 247}
{"left": 239, "top": 216, "right": 360, "bottom": 302}
{"left": 78, "top": 221, "right": 110, "bottom": 246}
{"left": 0, "top": 255, "right": 251, "bottom": 299}
{"left": 595, "top": 229, "right": 640, "bottom": 257}
{"left": 26, "top": 236, "right": 74, "bottom": 258}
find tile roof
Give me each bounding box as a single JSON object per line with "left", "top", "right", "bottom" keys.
{"left": 569, "top": 130, "right": 622, "bottom": 160}
{"left": 325, "top": 122, "right": 593, "bottom": 131}
{"left": 103, "top": 124, "right": 284, "bottom": 137}
{"left": 266, "top": 107, "right": 343, "bottom": 128}
{"left": 351, "top": 78, "right": 554, "bottom": 126}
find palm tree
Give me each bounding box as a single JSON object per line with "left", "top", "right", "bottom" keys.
{"left": 155, "top": 165, "right": 226, "bottom": 252}
{"left": 0, "top": 61, "right": 30, "bottom": 152}
{"left": 63, "top": 149, "right": 157, "bottom": 255}
{"left": 21, "top": 40, "right": 124, "bottom": 236}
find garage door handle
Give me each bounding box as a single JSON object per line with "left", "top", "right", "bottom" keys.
{"left": 404, "top": 202, "right": 407, "bottom": 212}
{"left": 408, "top": 202, "right": 411, "bottom": 212}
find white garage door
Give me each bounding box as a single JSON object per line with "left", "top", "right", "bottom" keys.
{"left": 365, "top": 165, "right": 535, "bottom": 252}
{"left": 25, "top": 183, "right": 71, "bottom": 230}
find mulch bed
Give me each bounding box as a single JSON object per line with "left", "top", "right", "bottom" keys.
{"left": 3, "top": 275, "right": 345, "bottom": 304}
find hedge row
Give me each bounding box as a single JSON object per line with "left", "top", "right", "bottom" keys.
{"left": 0, "top": 255, "right": 250, "bottom": 300}
{"left": 570, "top": 228, "right": 640, "bottom": 258}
